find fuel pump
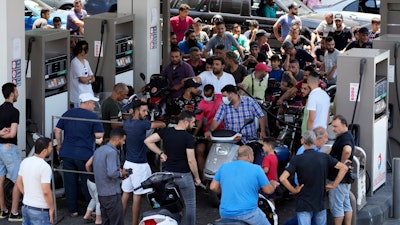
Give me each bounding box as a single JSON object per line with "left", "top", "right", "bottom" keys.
{"left": 25, "top": 29, "right": 70, "bottom": 137}
{"left": 336, "top": 48, "right": 390, "bottom": 196}
{"left": 84, "top": 13, "right": 134, "bottom": 93}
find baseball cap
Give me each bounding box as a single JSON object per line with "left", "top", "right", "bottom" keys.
{"left": 334, "top": 13, "right": 343, "bottom": 21}
{"left": 194, "top": 17, "right": 202, "bottom": 23}
{"left": 256, "top": 29, "right": 270, "bottom": 38}
{"left": 184, "top": 79, "right": 201, "bottom": 89}
{"left": 282, "top": 41, "right": 294, "bottom": 50}
{"left": 288, "top": 2, "right": 301, "bottom": 9}
{"left": 79, "top": 93, "right": 99, "bottom": 102}
{"left": 255, "top": 63, "right": 272, "bottom": 73}
{"left": 358, "top": 27, "right": 369, "bottom": 34}
{"left": 250, "top": 41, "right": 259, "bottom": 49}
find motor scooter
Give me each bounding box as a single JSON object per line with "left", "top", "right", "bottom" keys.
{"left": 135, "top": 172, "right": 184, "bottom": 225}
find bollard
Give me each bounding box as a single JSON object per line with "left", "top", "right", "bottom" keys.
{"left": 393, "top": 158, "right": 400, "bottom": 219}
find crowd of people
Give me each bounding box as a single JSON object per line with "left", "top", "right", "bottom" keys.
{"left": 0, "top": 1, "right": 372, "bottom": 225}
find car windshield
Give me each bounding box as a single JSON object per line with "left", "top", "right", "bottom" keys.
{"left": 278, "top": 0, "right": 314, "bottom": 15}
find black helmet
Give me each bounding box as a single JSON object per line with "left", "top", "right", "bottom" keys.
{"left": 211, "top": 14, "right": 224, "bottom": 24}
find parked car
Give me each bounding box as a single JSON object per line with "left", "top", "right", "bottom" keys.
{"left": 317, "top": 0, "right": 380, "bottom": 14}
{"left": 41, "top": 0, "right": 87, "bottom": 10}
{"left": 25, "top": 0, "right": 69, "bottom": 30}
{"left": 314, "top": 0, "right": 380, "bottom": 24}
{"left": 84, "top": 0, "right": 117, "bottom": 15}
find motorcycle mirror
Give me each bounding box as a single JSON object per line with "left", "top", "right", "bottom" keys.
{"left": 140, "top": 73, "right": 146, "bottom": 81}
{"left": 239, "top": 118, "right": 254, "bottom": 133}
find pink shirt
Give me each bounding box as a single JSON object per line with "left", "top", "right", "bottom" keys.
{"left": 195, "top": 94, "right": 224, "bottom": 132}
{"left": 170, "top": 16, "right": 194, "bottom": 42}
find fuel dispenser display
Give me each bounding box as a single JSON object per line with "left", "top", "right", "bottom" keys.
{"left": 336, "top": 49, "right": 389, "bottom": 196}
{"left": 85, "top": 13, "right": 134, "bottom": 93}
{"left": 25, "top": 29, "right": 70, "bottom": 137}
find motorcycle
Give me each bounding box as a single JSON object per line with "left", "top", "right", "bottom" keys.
{"left": 135, "top": 172, "right": 184, "bottom": 225}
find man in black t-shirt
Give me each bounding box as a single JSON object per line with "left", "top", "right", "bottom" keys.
{"left": 327, "top": 115, "right": 355, "bottom": 225}
{"left": 0, "top": 83, "right": 23, "bottom": 221}
{"left": 280, "top": 130, "right": 348, "bottom": 225}
{"left": 328, "top": 13, "right": 353, "bottom": 51}
{"left": 145, "top": 111, "right": 201, "bottom": 225}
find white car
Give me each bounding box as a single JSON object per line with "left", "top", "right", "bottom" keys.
{"left": 314, "top": 0, "right": 380, "bottom": 27}
{"left": 41, "top": 0, "right": 87, "bottom": 10}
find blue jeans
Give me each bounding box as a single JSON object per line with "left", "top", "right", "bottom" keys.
{"left": 0, "top": 143, "right": 21, "bottom": 182}
{"left": 22, "top": 205, "right": 51, "bottom": 225}
{"left": 62, "top": 157, "right": 91, "bottom": 213}
{"left": 222, "top": 207, "right": 270, "bottom": 225}
{"left": 297, "top": 209, "right": 326, "bottom": 225}
{"left": 171, "top": 172, "right": 195, "bottom": 225}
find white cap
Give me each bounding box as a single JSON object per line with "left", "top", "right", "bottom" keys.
{"left": 79, "top": 93, "right": 99, "bottom": 102}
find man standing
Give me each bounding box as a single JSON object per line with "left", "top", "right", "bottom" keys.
{"left": 161, "top": 47, "right": 195, "bottom": 99}
{"left": 16, "top": 137, "right": 54, "bottom": 224}
{"left": 307, "top": 72, "right": 330, "bottom": 130}
{"left": 280, "top": 59, "right": 305, "bottom": 93}
{"left": 67, "top": 0, "right": 87, "bottom": 35}
{"left": 93, "top": 128, "right": 129, "bottom": 225}
{"left": 101, "top": 83, "right": 129, "bottom": 141}
{"left": 210, "top": 145, "right": 277, "bottom": 225}
{"left": 327, "top": 14, "right": 352, "bottom": 51}
{"left": 54, "top": 93, "right": 104, "bottom": 217}
{"left": 193, "top": 17, "right": 209, "bottom": 46}
{"left": 207, "top": 85, "right": 266, "bottom": 164}
{"left": 204, "top": 21, "right": 244, "bottom": 59}
{"left": 327, "top": 115, "right": 355, "bottom": 225}
{"left": 145, "top": 111, "right": 201, "bottom": 225}
{"left": 170, "top": 4, "right": 193, "bottom": 42}
{"left": 121, "top": 101, "right": 166, "bottom": 225}
{"left": 0, "top": 83, "right": 22, "bottom": 221}
{"left": 273, "top": 2, "right": 301, "bottom": 42}
{"left": 241, "top": 62, "right": 271, "bottom": 100}
{"left": 242, "top": 42, "right": 268, "bottom": 72}
{"left": 281, "top": 41, "right": 315, "bottom": 71}
{"left": 196, "top": 57, "right": 235, "bottom": 96}
{"left": 280, "top": 130, "right": 348, "bottom": 225}
{"left": 178, "top": 29, "right": 204, "bottom": 59}
{"left": 315, "top": 12, "right": 335, "bottom": 42}
{"left": 187, "top": 47, "right": 206, "bottom": 76}
{"left": 320, "top": 36, "right": 340, "bottom": 86}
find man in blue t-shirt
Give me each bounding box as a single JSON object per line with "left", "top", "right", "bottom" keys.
{"left": 210, "top": 145, "right": 277, "bottom": 225}
{"left": 54, "top": 92, "right": 104, "bottom": 216}
{"left": 121, "top": 100, "right": 165, "bottom": 224}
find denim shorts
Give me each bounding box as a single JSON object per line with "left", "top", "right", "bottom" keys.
{"left": 328, "top": 183, "right": 352, "bottom": 217}
{"left": 0, "top": 143, "right": 21, "bottom": 182}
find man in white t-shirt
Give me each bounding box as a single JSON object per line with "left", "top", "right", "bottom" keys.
{"left": 307, "top": 72, "right": 330, "bottom": 130}
{"left": 195, "top": 57, "right": 236, "bottom": 97}
{"left": 16, "top": 137, "right": 54, "bottom": 224}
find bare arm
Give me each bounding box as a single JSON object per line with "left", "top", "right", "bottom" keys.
{"left": 150, "top": 121, "right": 166, "bottom": 129}
{"left": 261, "top": 181, "right": 277, "bottom": 195}
{"left": 210, "top": 180, "right": 221, "bottom": 194}
{"left": 341, "top": 145, "right": 352, "bottom": 163}
{"left": 258, "top": 116, "right": 266, "bottom": 138}
{"left": 42, "top": 183, "right": 54, "bottom": 223}
{"left": 307, "top": 110, "right": 316, "bottom": 130}
{"left": 0, "top": 123, "right": 18, "bottom": 139}
{"left": 78, "top": 76, "right": 94, "bottom": 84}
{"left": 277, "top": 86, "right": 298, "bottom": 104}
{"left": 54, "top": 127, "right": 63, "bottom": 152}
{"left": 187, "top": 148, "right": 201, "bottom": 185}
{"left": 144, "top": 133, "right": 167, "bottom": 162}
{"left": 85, "top": 156, "right": 93, "bottom": 172}
{"left": 279, "top": 170, "right": 304, "bottom": 194}
{"left": 16, "top": 175, "right": 24, "bottom": 195}
{"left": 273, "top": 22, "right": 283, "bottom": 42}
{"left": 326, "top": 161, "right": 348, "bottom": 190}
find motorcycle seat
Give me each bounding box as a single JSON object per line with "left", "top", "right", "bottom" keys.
{"left": 210, "top": 218, "right": 249, "bottom": 225}
{"left": 141, "top": 208, "right": 174, "bottom": 219}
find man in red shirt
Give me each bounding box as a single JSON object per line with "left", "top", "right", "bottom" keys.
{"left": 170, "top": 4, "right": 194, "bottom": 42}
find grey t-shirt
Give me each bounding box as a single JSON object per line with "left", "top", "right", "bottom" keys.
{"left": 205, "top": 32, "right": 240, "bottom": 53}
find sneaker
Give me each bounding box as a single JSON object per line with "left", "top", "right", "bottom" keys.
{"left": 0, "top": 210, "right": 9, "bottom": 219}
{"left": 8, "top": 212, "right": 22, "bottom": 222}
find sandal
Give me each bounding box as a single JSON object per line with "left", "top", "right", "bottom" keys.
{"left": 70, "top": 212, "right": 79, "bottom": 217}
{"left": 83, "top": 217, "right": 95, "bottom": 223}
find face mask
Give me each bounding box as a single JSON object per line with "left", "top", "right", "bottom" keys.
{"left": 222, "top": 96, "right": 231, "bottom": 105}
{"left": 122, "top": 99, "right": 129, "bottom": 105}
{"left": 204, "top": 96, "right": 213, "bottom": 102}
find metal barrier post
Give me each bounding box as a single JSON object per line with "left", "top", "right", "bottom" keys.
{"left": 393, "top": 158, "right": 400, "bottom": 219}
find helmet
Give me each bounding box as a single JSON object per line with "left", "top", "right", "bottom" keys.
{"left": 211, "top": 14, "right": 224, "bottom": 24}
